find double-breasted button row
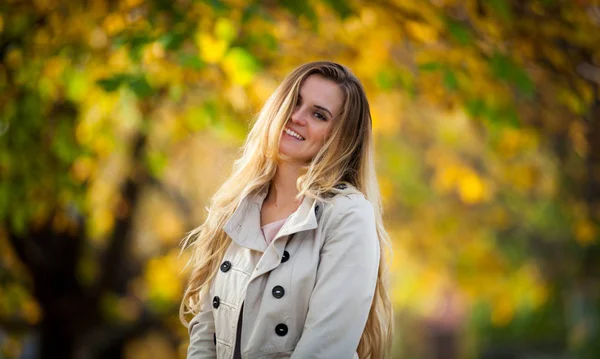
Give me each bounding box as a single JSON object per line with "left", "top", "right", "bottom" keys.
{"left": 272, "top": 249, "right": 291, "bottom": 336}
{"left": 214, "top": 261, "right": 232, "bottom": 311}
{"left": 215, "top": 259, "right": 290, "bottom": 336}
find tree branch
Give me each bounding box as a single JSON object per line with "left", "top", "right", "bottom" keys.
{"left": 96, "top": 133, "right": 148, "bottom": 297}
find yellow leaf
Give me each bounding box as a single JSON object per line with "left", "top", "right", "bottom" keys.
{"left": 5, "top": 48, "right": 23, "bottom": 70}
{"left": 90, "top": 208, "right": 115, "bottom": 239}
{"left": 154, "top": 210, "right": 185, "bottom": 245}
{"left": 432, "top": 163, "right": 461, "bottom": 193}
{"left": 371, "top": 92, "right": 403, "bottom": 135}
{"left": 89, "top": 27, "right": 108, "bottom": 49}
{"left": 21, "top": 299, "right": 41, "bottom": 324}
{"left": 103, "top": 13, "right": 126, "bottom": 35}
{"left": 124, "top": 0, "right": 144, "bottom": 8}
{"left": 71, "top": 156, "right": 95, "bottom": 183}
{"left": 215, "top": 18, "right": 237, "bottom": 42}
{"left": 225, "top": 85, "right": 249, "bottom": 112}
{"left": 125, "top": 331, "right": 177, "bottom": 359}
{"left": 378, "top": 175, "right": 395, "bottom": 206}
{"left": 249, "top": 74, "right": 278, "bottom": 105}
{"left": 145, "top": 250, "right": 187, "bottom": 304}
{"left": 221, "top": 47, "right": 259, "bottom": 86}
{"left": 574, "top": 219, "right": 597, "bottom": 246}
{"left": 569, "top": 121, "right": 589, "bottom": 157}
{"left": 196, "top": 32, "right": 228, "bottom": 64}
{"left": 458, "top": 170, "right": 486, "bottom": 204}
{"left": 491, "top": 294, "right": 515, "bottom": 327}
{"left": 405, "top": 20, "right": 439, "bottom": 43}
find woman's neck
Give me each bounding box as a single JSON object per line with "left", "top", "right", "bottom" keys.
{"left": 266, "top": 162, "right": 303, "bottom": 208}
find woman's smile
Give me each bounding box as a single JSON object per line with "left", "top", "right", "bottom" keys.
{"left": 283, "top": 127, "right": 305, "bottom": 140}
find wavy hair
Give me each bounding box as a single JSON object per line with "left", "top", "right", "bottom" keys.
{"left": 180, "top": 61, "right": 393, "bottom": 358}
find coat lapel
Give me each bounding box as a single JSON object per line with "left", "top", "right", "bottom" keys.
{"left": 223, "top": 189, "right": 268, "bottom": 253}
{"left": 223, "top": 186, "right": 320, "bottom": 278}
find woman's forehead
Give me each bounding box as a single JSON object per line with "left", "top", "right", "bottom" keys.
{"left": 299, "top": 75, "right": 344, "bottom": 115}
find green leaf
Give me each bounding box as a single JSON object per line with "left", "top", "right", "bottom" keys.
{"left": 322, "top": 0, "right": 354, "bottom": 19}
{"left": 96, "top": 74, "right": 129, "bottom": 92}
{"left": 215, "top": 18, "right": 237, "bottom": 42}
{"left": 418, "top": 62, "right": 443, "bottom": 72}
{"left": 178, "top": 53, "right": 204, "bottom": 70}
{"left": 281, "top": 0, "right": 318, "bottom": 26}
{"left": 482, "top": 103, "right": 521, "bottom": 128}
{"left": 11, "top": 205, "right": 28, "bottom": 236}
{"left": 223, "top": 47, "right": 261, "bottom": 86}
{"left": 487, "top": 0, "right": 512, "bottom": 21}
{"left": 513, "top": 69, "right": 535, "bottom": 98}
{"left": 242, "top": 3, "right": 261, "bottom": 23}
{"left": 375, "top": 70, "right": 395, "bottom": 91}
{"left": 489, "top": 52, "right": 535, "bottom": 98}
{"left": 490, "top": 52, "right": 509, "bottom": 78}
{"left": 199, "top": 0, "right": 230, "bottom": 13}
{"left": 500, "top": 106, "right": 521, "bottom": 128}
{"left": 465, "top": 98, "right": 486, "bottom": 117}
{"left": 446, "top": 19, "right": 473, "bottom": 46}
{"left": 127, "top": 76, "right": 155, "bottom": 98}
{"left": 159, "top": 32, "right": 186, "bottom": 51}
{"left": 146, "top": 150, "right": 168, "bottom": 177}
{"left": 66, "top": 70, "right": 89, "bottom": 102}
{"left": 443, "top": 69, "right": 458, "bottom": 91}
{"left": 128, "top": 34, "right": 153, "bottom": 62}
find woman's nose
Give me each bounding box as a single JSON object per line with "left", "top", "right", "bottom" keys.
{"left": 290, "top": 107, "right": 307, "bottom": 126}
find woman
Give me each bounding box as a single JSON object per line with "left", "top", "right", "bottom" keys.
{"left": 181, "top": 61, "right": 392, "bottom": 358}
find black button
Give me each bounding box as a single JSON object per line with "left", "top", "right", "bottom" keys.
{"left": 272, "top": 285, "right": 285, "bottom": 299}
{"left": 282, "top": 250, "right": 290, "bottom": 263}
{"left": 314, "top": 205, "right": 320, "bottom": 216}
{"left": 212, "top": 296, "right": 220, "bottom": 309}
{"left": 336, "top": 183, "right": 347, "bottom": 190}
{"left": 275, "top": 323, "right": 288, "bottom": 336}
{"left": 213, "top": 333, "right": 216, "bottom": 345}
{"left": 220, "top": 261, "right": 231, "bottom": 272}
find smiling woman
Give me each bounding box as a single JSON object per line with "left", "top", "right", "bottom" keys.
{"left": 181, "top": 61, "right": 393, "bottom": 359}
{"left": 279, "top": 74, "right": 344, "bottom": 164}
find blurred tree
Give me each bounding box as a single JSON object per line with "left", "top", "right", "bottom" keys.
{"left": 1, "top": 0, "right": 599, "bottom": 358}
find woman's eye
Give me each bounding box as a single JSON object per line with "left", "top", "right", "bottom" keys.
{"left": 314, "top": 112, "right": 326, "bottom": 121}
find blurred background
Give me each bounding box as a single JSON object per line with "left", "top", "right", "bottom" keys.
{"left": 1, "top": 0, "right": 600, "bottom": 358}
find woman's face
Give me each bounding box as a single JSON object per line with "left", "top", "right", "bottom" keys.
{"left": 279, "top": 74, "right": 344, "bottom": 164}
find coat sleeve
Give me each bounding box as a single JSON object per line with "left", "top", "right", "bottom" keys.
{"left": 291, "top": 195, "right": 380, "bottom": 359}
{"left": 187, "top": 291, "right": 217, "bottom": 359}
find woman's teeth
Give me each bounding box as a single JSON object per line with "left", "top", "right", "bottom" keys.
{"left": 284, "top": 128, "right": 305, "bottom": 140}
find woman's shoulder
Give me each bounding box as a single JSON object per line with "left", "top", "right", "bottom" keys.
{"left": 324, "top": 184, "right": 375, "bottom": 223}
{"left": 320, "top": 184, "right": 379, "bottom": 251}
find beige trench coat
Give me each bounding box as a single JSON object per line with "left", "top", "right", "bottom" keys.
{"left": 187, "top": 185, "right": 380, "bottom": 359}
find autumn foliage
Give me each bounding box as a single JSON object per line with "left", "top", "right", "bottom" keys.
{"left": 1, "top": 0, "right": 600, "bottom": 358}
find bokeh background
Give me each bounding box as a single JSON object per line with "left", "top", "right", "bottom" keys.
{"left": 1, "top": 0, "right": 600, "bottom": 358}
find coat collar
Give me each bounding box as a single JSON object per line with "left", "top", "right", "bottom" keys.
{"left": 223, "top": 185, "right": 320, "bottom": 253}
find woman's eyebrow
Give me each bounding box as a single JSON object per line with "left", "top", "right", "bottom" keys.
{"left": 314, "top": 105, "right": 333, "bottom": 118}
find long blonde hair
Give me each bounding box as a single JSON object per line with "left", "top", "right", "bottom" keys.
{"left": 180, "top": 61, "right": 393, "bottom": 358}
